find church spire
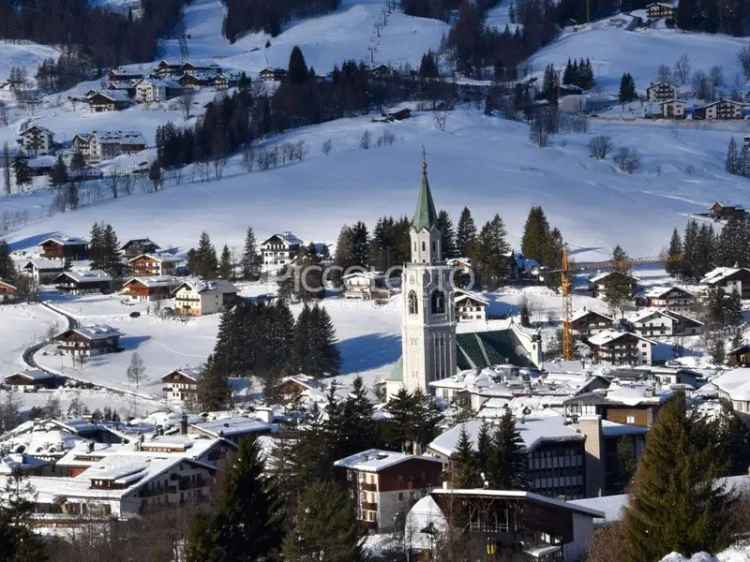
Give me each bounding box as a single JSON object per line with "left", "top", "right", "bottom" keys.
{"left": 412, "top": 158, "right": 438, "bottom": 231}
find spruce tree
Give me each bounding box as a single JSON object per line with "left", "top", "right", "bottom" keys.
{"left": 311, "top": 305, "right": 341, "bottom": 376}
{"left": 282, "top": 481, "right": 362, "bottom": 562}
{"left": 666, "top": 228, "right": 683, "bottom": 278}
{"left": 50, "top": 155, "right": 68, "bottom": 189}
{"left": 102, "top": 224, "right": 120, "bottom": 277}
{"left": 292, "top": 304, "right": 312, "bottom": 373}
{"left": 455, "top": 206, "right": 477, "bottom": 258}
{"left": 287, "top": 46, "right": 309, "bottom": 85}
{"left": 195, "top": 356, "right": 230, "bottom": 411}
{"left": 436, "top": 209, "right": 457, "bottom": 259}
{"left": 623, "top": 393, "right": 736, "bottom": 561}
{"left": 340, "top": 376, "right": 376, "bottom": 455}
{"left": 716, "top": 400, "right": 750, "bottom": 476}
{"left": 726, "top": 137, "right": 739, "bottom": 175}
{"left": 0, "top": 240, "right": 15, "bottom": 282}
{"left": 190, "top": 231, "right": 219, "bottom": 278}
{"left": 453, "top": 425, "right": 480, "bottom": 488}
{"left": 89, "top": 223, "right": 105, "bottom": 270}
{"left": 488, "top": 409, "right": 527, "bottom": 489}
{"left": 612, "top": 244, "right": 630, "bottom": 273}
{"left": 476, "top": 420, "right": 492, "bottom": 479}
{"left": 349, "top": 221, "right": 370, "bottom": 268}
{"left": 521, "top": 206, "right": 551, "bottom": 264}
{"left": 241, "top": 227, "right": 259, "bottom": 280}
{"left": 219, "top": 244, "right": 233, "bottom": 279}
{"left": 476, "top": 214, "right": 510, "bottom": 288}
{"left": 186, "top": 437, "right": 284, "bottom": 562}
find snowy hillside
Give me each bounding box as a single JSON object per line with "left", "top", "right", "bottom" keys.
{"left": 4, "top": 109, "right": 747, "bottom": 260}
{"left": 158, "top": 0, "right": 449, "bottom": 76}
{"left": 0, "top": 41, "right": 60, "bottom": 86}
{"left": 530, "top": 15, "right": 748, "bottom": 91}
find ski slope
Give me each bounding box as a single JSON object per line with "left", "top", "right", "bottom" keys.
{"left": 0, "top": 41, "right": 60, "bottom": 85}
{"left": 158, "top": 0, "right": 449, "bottom": 76}
{"left": 530, "top": 16, "right": 748, "bottom": 91}
{"left": 3, "top": 108, "right": 746, "bottom": 261}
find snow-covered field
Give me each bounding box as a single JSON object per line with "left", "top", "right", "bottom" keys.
{"left": 3, "top": 108, "right": 745, "bottom": 260}
{"left": 530, "top": 16, "right": 748, "bottom": 91}
{"left": 159, "top": 0, "right": 449, "bottom": 76}
{"left": 0, "top": 303, "right": 64, "bottom": 374}
{"left": 0, "top": 41, "right": 59, "bottom": 85}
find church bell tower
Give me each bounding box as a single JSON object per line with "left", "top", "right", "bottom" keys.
{"left": 400, "top": 160, "right": 457, "bottom": 394}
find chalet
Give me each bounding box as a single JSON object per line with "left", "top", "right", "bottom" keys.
{"left": 342, "top": 271, "right": 396, "bottom": 302}
{"left": 629, "top": 309, "right": 703, "bottom": 338}
{"left": 590, "top": 271, "right": 638, "bottom": 299}
{"left": 120, "top": 276, "right": 180, "bottom": 302}
{"left": 211, "top": 74, "right": 229, "bottom": 90}
{"left": 121, "top": 239, "right": 160, "bottom": 259}
{"left": 178, "top": 73, "right": 203, "bottom": 90}
{"left": 54, "top": 270, "right": 112, "bottom": 294}
{"left": 39, "top": 236, "right": 88, "bottom": 260}
{"left": 0, "top": 279, "right": 17, "bottom": 302}
{"left": 454, "top": 289, "right": 489, "bottom": 322}
{"left": 21, "top": 258, "right": 66, "bottom": 284}
{"left": 429, "top": 416, "right": 587, "bottom": 499}
{"left": 701, "top": 266, "right": 750, "bottom": 298}
{"left": 570, "top": 309, "right": 614, "bottom": 337}
{"left": 71, "top": 133, "right": 94, "bottom": 161}
{"left": 260, "top": 232, "right": 303, "bottom": 270}
{"left": 17, "top": 125, "right": 54, "bottom": 156}
{"left": 271, "top": 374, "right": 321, "bottom": 403}
{"left": 587, "top": 330, "right": 654, "bottom": 366}
{"left": 646, "top": 98, "right": 686, "bottom": 119}
{"left": 693, "top": 99, "right": 745, "bottom": 120}
{"left": 645, "top": 286, "right": 697, "bottom": 312}
{"left": 134, "top": 78, "right": 172, "bottom": 103}
{"left": 709, "top": 201, "right": 747, "bottom": 221}
{"left": 4, "top": 370, "right": 61, "bottom": 389}
{"left": 711, "top": 368, "right": 750, "bottom": 417}
{"left": 128, "top": 253, "right": 179, "bottom": 276}
{"left": 89, "top": 130, "right": 146, "bottom": 163}
{"left": 86, "top": 90, "right": 131, "bottom": 112}
{"left": 55, "top": 325, "right": 122, "bottom": 357}
{"left": 259, "top": 68, "right": 287, "bottom": 82}
{"left": 161, "top": 368, "right": 201, "bottom": 403}
{"left": 334, "top": 449, "right": 443, "bottom": 532}
{"left": 172, "top": 279, "right": 238, "bottom": 316}
{"left": 406, "top": 489, "right": 603, "bottom": 562}
{"left": 646, "top": 81, "right": 676, "bottom": 102}
{"left": 646, "top": 2, "right": 676, "bottom": 19}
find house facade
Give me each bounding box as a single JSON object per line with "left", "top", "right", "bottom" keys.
{"left": 128, "top": 254, "right": 178, "bottom": 277}
{"left": 89, "top": 130, "right": 146, "bottom": 163}
{"left": 0, "top": 279, "right": 17, "bottom": 302}
{"left": 17, "top": 125, "right": 53, "bottom": 156}
{"left": 694, "top": 99, "right": 745, "bottom": 120}
{"left": 334, "top": 449, "right": 443, "bottom": 532}
{"left": 4, "top": 370, "right": 60, "bottom": 389}
{"left": 570, "top": 310, "right": 613, "bottom": 337}
{"left": 55, "top": 325, "right": 122, "bottom": 358}
{"left": 646, "top": 81, "right": 676, "bottom": 102}
{"left": 648, "top": 99, "right": 686, "bottom": 119}
{"left": 121, "top": 239, "right": 160, "bottom": 259}
{"left": 21, "top": 258, "right": 65, "bottom": 285}
{"left": 590, "top": 271, "right": 638, "bottom": 299}
{"left": 86, "top": 91, "right": 131, "bottom": 112}
{"left": 587, "top": 331, "right": 653, "bottom": 365}
{"left": 454, "top": 290, "right": 489, "bottom": 322}
{"left": 646, "top": 2, "right": 676, "bottom": 19}
{"left": 120, "top": 277, "right": 179, "bottom": 302}
{"left": 161, "top": 368, "right": 201, "bottom": 403}
{"left": 646, "top": 286, "right": 696, "bottom": 312}
{"left": 342, "top": 271, "right": 396, "bottom": 302}
{"left": 260, "top": 232, "right": 302, "bottom": 270}
{"left": 701, "top": 267, "right": 750, "bottom": 298}
{"left": 40, "top": 236, "right": 88, "bottom": 260}
{"left": 55, "top": 271, "right": 112, "bottom": 294}
{"left": 173, "top": 279, "right": 238, "bottom": 316}
{"left": 630, "top": 309, "right": 703, "bottom": 338}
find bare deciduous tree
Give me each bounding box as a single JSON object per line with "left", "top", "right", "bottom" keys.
{"left": 739, "top": 45, "right": 750, "bottom": 80}
{"left": 589, "top": 135, "right": 614, "bottom": 159}
{"left": 106, "top": 168, "right": 123, "bottom": 199}
{"left": 433, "top": 110, "right": 448, "bottom": 131}
{"left": 321, "top": 138, "right": 332, "bottom": 156}
{"left": 614, "top": 147, "right": 641, "bottom": 174}
{"left": 178, "top": 90, "right": 196, "bottom": 120}
{"left": 673, "top": 54, "right": 691, "bottom": 86}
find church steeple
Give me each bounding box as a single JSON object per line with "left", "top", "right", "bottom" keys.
{"left": 412, "top": 160, "right": 438, "bottom": 232}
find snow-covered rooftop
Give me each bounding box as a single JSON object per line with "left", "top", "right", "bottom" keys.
{"left": 334, "top": 449, "right": 440, "bottom": 472}
{"left": 711, "top": 368, "right": 750, "bottom": 401}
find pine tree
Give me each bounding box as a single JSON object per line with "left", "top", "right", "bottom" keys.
{"left": 612, "top": 244, "right": 631, "bottom": 273}
{"left": 195, "top": 356, "right": 230, "bottom": 411}
{"left": 476, "top": 420, "right": 492, "bottom": 479}
{"left": 339, "top": 376, "right": 376, "bottom": 455}
{"left": 0, "top": 471, "right": 49, "bottom": 562}
{"left": 310, "top": 305, "right": 341, "bottom": 376}
{"left": 12, "top": 157, "right": 31, "bottom": 189}
{"left": 102, "top": 224, "right": 120, "bottom": 277}
{"left": 618, "top": 73, "right": 636, "bottom": 103}
{"left": 190, "top": 231, "right": 219, "bottom": 278}
{"left": 385, "top": 389, "right": 417, "bottom": 451}
{"left": 50, "top": 155, "right": 68, "bottom": 189}
{"left": 186, "top": 437, "right": 284, "bottom": 562}
{"left": 0, "top": 240, "right": 15, "bottom": 282}
{"left": 476, "top": 214, "right": 510, "bottom": 288}
{"left": 287, "top": 46, "right": 310, "bottom": 85}
{"left": 666, "top": 228, "right": 683, "bottom": 278}
{"left": 241, "top": 227, "right": 259, "bottom": 280}
{"left": 488, "top": 409, "right": 527, "bottom": 489}
{"left": 282, "top": 481, "right": 362, "bottom": 562}
{"left": 219, "top": 244, "right": 233, "bottom": 279}
{"left": 562, "top": 58, "right": 574, "bottom": 85}
{"left": 349, "top": 221, "right": 370, "bottom": 268}
{"left": 521, "top": 206, "right": 551, "bottom": 264}
{"left": 716, "top": 400, "right": 750, "bottom": 476}
{"left": 726, "top": 137, "right": 739, "bottom": 175}
{"left": 453, "top": 425, "right": 480, "bottom": 488}
{"left": 292, "top": 303, "right": 312, "bottom": 373}
{"left": 436, "top": 210, "right": 457, "bottom": 259}
{"left": 456, "top": 206, "right": 478, "bottom": 258}
{"left": 623, "top": 393, "right": 736, "bottom": 561}
{"left": 89, "top": 223, "right": 105, "bottom": 270}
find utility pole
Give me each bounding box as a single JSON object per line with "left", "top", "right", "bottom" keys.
{"left": 561, "top": 246, "right": 574, "bottom": 361}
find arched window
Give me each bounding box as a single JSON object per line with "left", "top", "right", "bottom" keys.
{"left": 408, "top": 291, "right": 418, "bottom": 315}
{"left": 431, "top": 290, "right": 445, "bottom": 314}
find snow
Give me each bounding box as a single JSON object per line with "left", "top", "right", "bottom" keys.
{"left": 333, "top": 448, "right": 441, "bottom": 471}
{"left": 0, "top": 41, "right": 60, "bottom": 85}
{"left": 0, "top": 303, "right": 64, "bottom": 375}
{"left": 159, "top": 0, "right": 449, "bottom": 76}
{"left": 530, "top": 16, "right": 748, "bottom": 92}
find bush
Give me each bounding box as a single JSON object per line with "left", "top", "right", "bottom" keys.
{"left": 589, "top": 135, "right": 613, "bottom": 159}
{"left": 614, "top": 147, "right": 641, "bottom": 174}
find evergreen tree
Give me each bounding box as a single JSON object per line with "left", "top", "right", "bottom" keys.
{"left": 476, "top": 420, "right": 493, "bottom": 479}
{"left": 0, "top": 240, "right": 15, "bottom": 282}
{"left": 349, "top": 221, "right": 370, "bottom": 268}
{"left": 666, "top": 228, "right": 683, "bottom": 278}
{"left": 219, "top": 244, "right": 233, "bottom": 279}
{"left": 292, "top": 303, "right": 312, "bottom": 373}
{"left": 521, "top": 206, "right": 551, "bottom": 264}
{"left": 456, "top": 206, "right": 478, "bottom": 258}
{"left": 623, "top": 393, "right": 736, "bottom": 561}
{"left": 282, "top": 481, "right": 362, "bottom": 562}
{"left": 476, "top": 214, "right": 510, "bottom": 288}
{"left": 89, "top": 222, "right": 105, "bottom": 270}
{"left": 186, "top": 437, "right": 284, "bottom": 562}
{"left": 189, "top": 231, "right": 219, "bottom": 278}
{"left": 716, "top": 400, "right": 750, "bottom": 476}
{"left": 488, "top": 409, "right": 527, "bottom": 489}
{"left": 562, "top": 58, "right": 574, "bottom": 85}
{"left": 309, "top": 305, "right": 341, "bottom": 376}
{"left": 12, "top": 157, "right": 31, "bottom": 189}
{"left": 195, "top": 356, "right": 230, "bottom": 411}
{"left": 453, "top": 425, "right": 480, "bottom": 488}
{"left": 288, "top": 45, "right": 310, "bottom": 85}
{"left": 0, "top": 471, "right": 49, "bottom": 562}
{"left": 419, "top": 50, "right": 439, "bottom": 79}
{"left": 102, "top": 224, "right": 121, "bottom": 277}
{"left": 726, "top": 137, "right": 739, "bottom": 175}
{"left": 49, "top": 154, "right": 68, "bottom": 189}
{"left": 618, "top": 72, "right": 637, "bottom": 103}
{"left": 436, "top": 209, "right": 457, "bottom": 259}
{"left": 339, "top": 376, "right": 376, "bottom": 456}
{"left": 241, "top": 227, "right": 260, "bottom": 280}
{"left": 612, "top": 244, "right": 631, "bottom": 273}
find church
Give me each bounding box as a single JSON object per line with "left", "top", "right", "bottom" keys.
{"left": 386, "top": 162, "right": 543, "bottom": 399}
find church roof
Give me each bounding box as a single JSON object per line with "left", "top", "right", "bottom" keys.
{"left": 412, "top": 162, "right": 438, "bottom": 231}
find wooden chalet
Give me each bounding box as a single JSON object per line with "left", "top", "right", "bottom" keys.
{"left": 54, "top": 325, "right": 122, "bottom": 357}
{"left": 173, "top": 279, "right": 238, "bottom": 316}
{"left": 178, "top": 73, "right": 203, "bottom": 90}
{"left": 86, "top": 90, "right": 131, "bottom": 112}
{"left": 701, "top": 267, "right": 750, "bottom": 298}
{"left": 128, "top": 253, "right": 179, "bottom": 276}
{"left": 407, "top": 489, "right": 603, "bottom": 562}
{"left": 54, "top": 270, "right": 112, "bottom": 294}
{"left": 730, "top": 344, "right": 750, "bottom": 367}
{"left": 120, "top": 276, "right": 180, "bottom": 302}
{"left": 259, "top": 68, "right": 287, "bottom": 82}
{"left": 590, "top": 271, "right": 638, "bottom": 299}
{"left": 710, "top": 201, "right": 747, "bottom": 221}
{"left": 161, "top": 368, "right": 201, "bottom": 403}
{"left": 4, "top": 369, "right": 62, "bottom": 389}
{"left": 0, "top": 279, "right": 17, "bottom": 302}
{"left": 563, "top": 389, "right": 665, "bottom": 428}
{"left": 570, "top": 309, "right": 613, "bottom": 336}
{"left": 645, "top": 286, "right": 696, "bottom": 312}
{"left": 271, "top": 374, "right": 320, "bottom": 403}
{"left": 454, "top": 289, "right": 489, "bottom": 322}
{"left": 646, "top": 2, "right": 676, "bottom": 19}
{"left": 21, "top": 258, "right": 66, "bottom": 284}
{"left": 40, "top": 236, "right": 88, "bottom": 260}
{"left": 587, "top": 330, "right": 654, "bottom": 366}
{"left": 629, "top": 309, "right": 703, "bottom": 338}
{"left": 121, "top": 239, "right": 160, "bottom": 259}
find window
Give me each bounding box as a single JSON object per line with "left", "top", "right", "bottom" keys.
{"left": 431, "top": 290, "right": 445, "bottom": 314}
{"left": 626, "top": 416, "right": 635, "bottom": 424}
{"left": 408, "top": 291, "right": 418, "bottom": 315}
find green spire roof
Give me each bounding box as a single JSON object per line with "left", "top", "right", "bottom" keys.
{"left": 412, "top": 161, "right": 438, "bottom": 231}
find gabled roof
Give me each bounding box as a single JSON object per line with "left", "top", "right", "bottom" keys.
{"left": 122, "top": 276, "right": 180, "bottom": 289}
{"left": 646, "top": 285, "right": 695, "bottom": 299}
{"left": 412, "top": 161, "right": 438, "bottom": 231}
{"left": 173, "top": 278, "right": 237, "bottom": 295}
{"left": 128, "top": 253, "right": 179, "bottom": 264}
{"left": 588, "top": 330, "right": 655, "bottom": 347}
{"left": 454, "top": 289, "right": 489, "bottom": 306}
{"left": 55, "top": 270, "right": 112, "bottom": 284}
{"left": 40, "top": 235, "right": 87, "bottom": 247}
{"left": 161, "top": 367, "right": 202, "bottom": 383}
{"left": 571, "top": 309, "right": 612, "bottom": 323}
{"left": 60, "top": 324, "right": 121, "bottom": 341}
{"left": 701, "top": 266, "right": 750, "bottom": 285}
{"left": 590, "top": 270, "right": 638, "bottom": 284}
{"left": 5, "top": 370, "right": 55, "bottom": 383}
{"left": 334, "top": 449, "right": 441, "bottom": 472}
{"left": 0, "top": 279, "right": 17, "bottom": 291}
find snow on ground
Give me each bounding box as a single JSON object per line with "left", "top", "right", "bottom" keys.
{"left": 530, "top": 16, "right": 747, "bottom": 92}
{"left": 485, "top": 0, "right": 521, "bottom": 33}
{"left": 0, "top": 303, "right": 65, "bottom": 375}
{"left": 3, "top": 108, "right": 746, "bottom": 261}
{"left": 0, "top": 387, "right": 164, "bottom": 418}
{"left": 33, "top": 288, "right": 402, "bottom": 395}
{"left": 0, "top": 41, "right": 59, "bottom": 85}
{"left": 159, "top": 0, "right": 449, "bottom": 76}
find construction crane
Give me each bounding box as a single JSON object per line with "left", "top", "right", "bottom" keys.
{"left": 561, "top": 245, "right": 574, "bottom": 361}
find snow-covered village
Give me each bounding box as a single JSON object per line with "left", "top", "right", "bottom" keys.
{"left": 4, "top": 0, "right": 750, "bottom": 561}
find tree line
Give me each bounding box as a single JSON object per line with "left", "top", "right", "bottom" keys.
{"left": 223, "top": 0, "right": 340, "bottom": 41}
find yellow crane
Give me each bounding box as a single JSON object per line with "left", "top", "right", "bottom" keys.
{"left": 561, "top": 245, "right": 574, "bottom": 361}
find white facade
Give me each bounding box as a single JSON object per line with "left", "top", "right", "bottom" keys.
{"left": 18, "top": 125, "right": 53, "bottom": 156}
{"left": 134, "top": 79, "right": 166, "bottom": 103}
{"left": 174, "top": 280, "right": 237, "bottom": 316}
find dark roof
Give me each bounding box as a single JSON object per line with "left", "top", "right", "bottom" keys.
{"left": 412, "top": 162, "right": 438, "bottom": 231}
{"left": 457, "top": 330, "right": 535, "bottom": 370}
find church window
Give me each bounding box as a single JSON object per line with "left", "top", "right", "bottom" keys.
{"left": 422, "top": 241, "right": 426, "bottom": 252}
{"left": 431, "top": 290, "right": 445, "bottom": 314}
{"left": 408, "top": 291, "right": 418, "bottom": 315}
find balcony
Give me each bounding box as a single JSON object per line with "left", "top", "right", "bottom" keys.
{"left": 361, "top": 502, "right": 378, "bottom": 511}
{"left": 360, "top": 483, "right": 377, "bottom": 492}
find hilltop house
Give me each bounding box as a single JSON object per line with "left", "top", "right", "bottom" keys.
{"left": 646, "top": 81, "right": 676, "bottom": 102}
{"left": 260, "top": 232, "right": 303, "bottom": 271}
{"left": 172, "top": 279, "right": 238, "bottom": 316}
{"left": 54, "top": 325, "right": 122, "bottom": 358}
{"left": 40, "top": 236, "right": 88, "bottom": 260}
{"left": 54, "top": 270, "right": 112, "bottom": 294}
{"left": 587, "top": 330, "right": 654, "bottom": 365}
{"left": 86, "top": 90, "right": 131, "bottom": 112}
{"left": 710, "top": 201, "right": 747, "bottom": 221}
{"left": 334, "top": 449, "right": 443, "bottom": 532}
{"left": 17, "top": 125, "right": 54, "bottom": 156}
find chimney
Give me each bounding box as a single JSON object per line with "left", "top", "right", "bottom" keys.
{"left": 180, "top": 413, "right": 188, "bottom": 435}
{"left": 577, "top": 415, "right": 605, "bottom": 498}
